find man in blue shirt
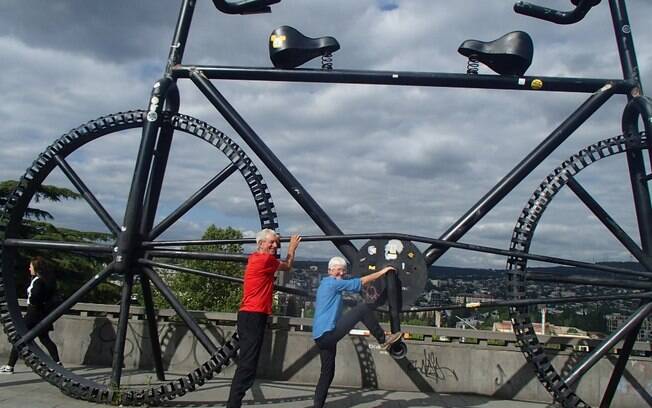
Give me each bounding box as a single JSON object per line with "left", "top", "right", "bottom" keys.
{"left": 312, "top": 256, "right": 403, "bottom": 408}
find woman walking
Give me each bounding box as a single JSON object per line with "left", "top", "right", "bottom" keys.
{"left": 0, "top": 256, "right": 61, "bottom": 374}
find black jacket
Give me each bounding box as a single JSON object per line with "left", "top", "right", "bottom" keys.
{"left": 25, "top": 276, "right": 57, "bottom": 330}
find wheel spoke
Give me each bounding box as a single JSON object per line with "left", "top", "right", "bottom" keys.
{"left": 148, "top": 248, "right": 248, "bottom": 262}
{"left": 405, "top": 291, "right": 652, "bottom": 312}
{"left": 141, "top": 266, "right": 218, "bottom": 355}
{"left": 599, "top": 320, "right": 643, "bottom": 408}
{"left": 54, "top": 154, "right": 120, "bottom": 235}
{"left": 16, "top": 262, "right": 115, "bottom": 346}
{"left": 140, "top": 274, "right": 165, "bottom": 381}
{"left": 526, "top": 271, "right": 652, "bottom": 290}
{"left": 140, "top": 258, "right": 313, "bottom": 298}
{"left": 110, "top": 271, "right": 135, "bottom": 388}
{"left": 564, "top": 301, "right": 652, "bottom": 386}
{"left": 3, "top": 238, "right": 113, "bottom": 254}
{"left": 567, "top": 176, "right": 650, "bottom": 268}
{"left": 148, "top": 163, "right": 238, "bottom": 240}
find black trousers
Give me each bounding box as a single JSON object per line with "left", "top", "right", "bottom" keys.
{"left": 313, "top": 303, "right": 385, "bottom": 408}
{"left": 227, "top": 311, "right": 268, "bottom": 408}
{"left": 8, "top": 309, "right": 59, "bottom": 367}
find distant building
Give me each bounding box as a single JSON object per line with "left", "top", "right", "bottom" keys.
{"left": 453, "top": 293, "right": 495, "bottom": 305}
{"left": 492, "top": 321, "right": 594, "bottom": 338}
{"left": 606, "top": 313, "right": 652, "bottom": 341}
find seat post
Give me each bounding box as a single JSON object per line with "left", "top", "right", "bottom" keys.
{"left": 166, "top": 0, "right": 198, "bottom": 74}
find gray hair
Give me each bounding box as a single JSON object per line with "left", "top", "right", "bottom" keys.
{"left": 328, "top": 256, "right": 347, "bottom": 270}
{"left": 256, "top": 228, "right": 278, "bottom": 245}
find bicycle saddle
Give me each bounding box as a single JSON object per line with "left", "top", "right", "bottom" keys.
{"left": 269, "top": 25, "right": 340, "bottom": 69}
{"left": 458, "top": 31, "right": 533, "bottom": 76}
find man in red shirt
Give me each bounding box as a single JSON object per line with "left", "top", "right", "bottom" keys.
{"left": 227, "top": 229, "right": 301, "bottom": 408}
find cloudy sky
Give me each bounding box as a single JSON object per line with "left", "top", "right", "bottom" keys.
{"left": 1, "top": 0, "right": 651, "bottom": 268}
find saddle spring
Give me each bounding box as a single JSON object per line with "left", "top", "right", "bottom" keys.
{"left": 321, "top": 52, "right": 334, "bottom": 70}
{"left": 466, "top": 54, "right": 479, "bottom": 75}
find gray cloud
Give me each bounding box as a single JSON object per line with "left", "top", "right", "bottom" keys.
{"left": 2, "top": 0, "right": 651, "bottom": 268}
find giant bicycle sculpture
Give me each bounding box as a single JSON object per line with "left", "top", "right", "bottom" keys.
{"left": 1, "top": 0, "right": 651, "bottom": 407}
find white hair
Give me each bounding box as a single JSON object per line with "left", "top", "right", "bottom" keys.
{"left": 255, "top": 228, "right": 278, "bottom": 245}
{"left": 328, "top": 256, "right": 347, "bottom": 270}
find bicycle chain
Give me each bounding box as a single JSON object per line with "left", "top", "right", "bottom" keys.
{"left": 0, "top": 110, "right": 278, "bottom": 404}
{"left": 506, "top": 133, "right": 647, "bottom": 408}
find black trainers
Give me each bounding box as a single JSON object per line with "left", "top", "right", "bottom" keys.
{"left": 380, "top": 332, "right": 403, "bottom": 351}
{"left": 0, "top": 365, "right": 14, "bottom": 374}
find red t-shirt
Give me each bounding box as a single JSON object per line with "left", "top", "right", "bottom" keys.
{"left": 239, "top": 252, "right": 280, "bottom": 315}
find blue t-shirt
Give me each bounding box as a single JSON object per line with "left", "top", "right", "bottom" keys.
{"left": 312, "top": 276, "right": 362, "bottom": 340}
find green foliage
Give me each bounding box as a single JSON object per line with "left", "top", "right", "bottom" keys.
{"left": 0, "top": 179, "right": 81, "bottom": 220}
{"left": 152, "top": 225, "right": 245, "bottom": 313}
{"left": 547, "top": 304, "right": 609, "bottom": 333}
{"left": 2, "top": 178, "right": 117, "bottom": 303}
{"left": 478, "top": 307, "right": 510, "bottom": 330}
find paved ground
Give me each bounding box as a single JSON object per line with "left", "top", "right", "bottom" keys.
{"left": 0, "top": 363, "right": 554, "bottom": 408}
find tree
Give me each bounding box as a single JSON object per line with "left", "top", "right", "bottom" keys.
{"left": 1, "top": 179, "right": 118, "bottom": 303}
{"left": 0, "top": 179, "right": 80, "bottom": 221}
{"left": 153, "top": 225, "right": 245, "bottom": 313}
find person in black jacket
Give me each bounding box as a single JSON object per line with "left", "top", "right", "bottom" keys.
{"left": 0, "top": 256, "right": 61, "bottom": 374}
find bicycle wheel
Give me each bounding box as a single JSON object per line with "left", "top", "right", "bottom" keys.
{"left": 506, "top": 133, "right": 651, "bottom": 407}
{"left": 0, "top": 110, "right": 277, "bottom": 405}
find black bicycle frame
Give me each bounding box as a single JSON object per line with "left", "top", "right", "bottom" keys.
{"left": 118, "top": 0, "right": 649, "bottom": 275}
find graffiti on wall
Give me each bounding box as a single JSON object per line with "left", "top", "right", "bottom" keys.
{"left": 407, "top": 350, "right": 458, "bottom": 383}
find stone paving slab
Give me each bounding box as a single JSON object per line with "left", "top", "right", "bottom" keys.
{"left": 0, "top": 363, "right": 555, "bottom": 408}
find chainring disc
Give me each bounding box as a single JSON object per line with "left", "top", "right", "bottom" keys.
{"left": 353, "top": 239, "right": 427, "bottom": 311}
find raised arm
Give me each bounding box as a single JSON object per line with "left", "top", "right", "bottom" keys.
{"left": 360, "top": 266, "right": 395, "bottom": 286}
{"left": 278, "top": 234, "right": 301, "bottom": 271}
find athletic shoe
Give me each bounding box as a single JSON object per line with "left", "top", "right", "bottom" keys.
{"left": 0, "top": 365, "right": 14, "bottom": 374}
{"left": 380, "top": 332, "right": 403, "bottom": 350}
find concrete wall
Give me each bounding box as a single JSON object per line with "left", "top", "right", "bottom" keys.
{"left": 2, "top": 302, "right": 651, "bottom": 407}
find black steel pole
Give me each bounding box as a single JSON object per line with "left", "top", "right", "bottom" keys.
{"left": 141, "top": 83, "right": 180, "bottom": 237}
{"left": 565, "top": 302, "right": 652, "bottom": 386}
{"left": 424, "top": 83, "right": 617, "bottom": 265}
{"left": 54, "top": 154, "right": 120, "bottom": 235}
{"left": 141, "top": 231, "right": 652, "bottom": 279}
{"left": 526, "top": 272, "right": 652, "bottom": 290}
{"left": 3, "top": 238, "right": 113, "bottom": 254}
{"left": 110, "top": 271, "right": 135, "bottom": 388}
{"left": 116, "top": 77, "right": 175, "bottom": 272}
{"left": 566, "top": 176, "right": 650, "bottom": 268}
{"left": 622, "top": 98, "right": 652, "bottom": 255}
{"left": 609, "top": 0, "right": 641, "bottom": 84}
{"left": 174, "top": 65, "right": 630, "bottom": 95}
{"left": 406, "top": 291, "right": 652, "bottom": 313}
{"left": 189, "top": 70, "right": 358, "bottom": 262}
{"left": 140, "top": 258, "right": 313, "bottom": 298}
{"left": 148, "top": 163, "right": 238, "bottom": 240}
{"left": 386, "top": 271, "right": 402, "bottom": 334}
{"left": 140, "top": 275, "right": 166, "bottom": 381}
{"left": 165, "top": 0, "right": 196, "bottom": 73}
{"left": 141, "top": 124, "right": 174, "bottom": 236}
{"left": 599, "top": 320, "right": 642, "bottom": 407}
{"left": 147, "top": 249, "right": 249, "bottom": 263}
{"left": 142, "top": 266, "right": 218, "bottom": 355}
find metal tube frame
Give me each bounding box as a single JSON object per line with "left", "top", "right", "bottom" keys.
{"left": 44, "top": 0, "right": 648, "bottom": 395}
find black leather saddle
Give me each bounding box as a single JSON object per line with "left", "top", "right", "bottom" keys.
{"left": 269, "top": 26, "right": 340, "bottom": 69}
{"left": 458, "top": 31, "right": 533, "bottom": 76}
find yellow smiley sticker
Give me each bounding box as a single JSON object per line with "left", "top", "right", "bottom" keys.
{"left": 368, "top": 265, "right": 376, "bottom": 271}
{"left": 531, "top": 79, "right": 543, "bottom": 90}
{"left": 270, "top": 34, "right": 286, "bottom": 49}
